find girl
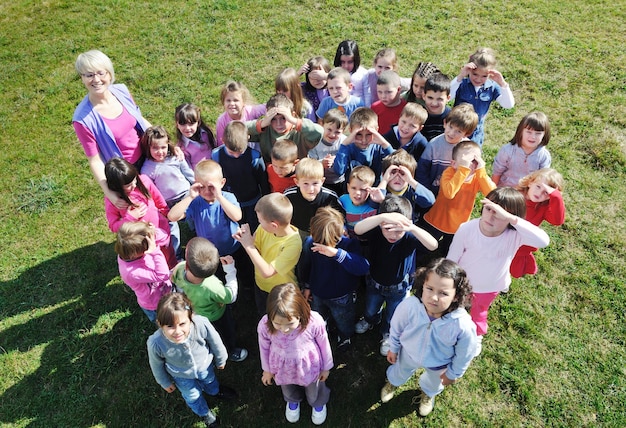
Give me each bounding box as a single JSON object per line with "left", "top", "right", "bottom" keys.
{"left": 492, "top": 111, "right": 552, "bottom": 187}
{"left": 215, "top": 80, "right": 266, "bottom": 146}
{"left": 115, "top": 221, "right": 172, "bottom": 323}
{"left": 175, "top": 103, "right": 218, "bottom": 170}
{"left": 402, "top": 62, "right": 440, "bottom": 105}
{"left": 298, "top": 207, "right": 370, "bottom": 352}
{"left": 380, "top": 258, "right": 477, "bottom": 417}
{"left": 511, "top": 168, "right": 565, "bottom": 278}
{"left": 447, "top": 187, "right": 550, "bottom": 354}
{"left": 333, "top": 39, "right": 368, "bottom": 99}
{"left": 363, "top": 48, "right": 411, "bottom": 107}
{"left": 104, "top": 157, "right": 177, "bottom": 268}
{"left": 140, "top": 125, "right": 194, "bottom": 259}
{"left": 258, "top": 283, "right": 333, "bottom": 425}
{"left": 298, "top": 56, "right": 331, "bottom": 117}
{"left": 275, "top": 67, "right": 314, "bottom": 120}
{"left": 147, "top": 293, "right": 236, "bottom": 428}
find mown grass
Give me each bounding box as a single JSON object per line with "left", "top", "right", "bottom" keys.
{"left": 1, "top": 0, "right": 625, "bottom": 427}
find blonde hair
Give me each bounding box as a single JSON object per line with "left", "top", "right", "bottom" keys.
{"left": 295, "top": 157, "right": 324, "bottom": 180}
{"left": 310, "top": 206, "right": 344, "bottom": 247}
{"left": 348, "top": 165, "right": 375, "bottom": 186}
{"left": 223, "top": 121, "right": 249, "bottom": 153}
{"left": 115, "top": 221, "right": 152, "bottom": 261}
{"left": 194, "top": 159, "right": 223, "bottom": 180}
{"left": 75, "top": 50, "right": 115, "bottom": 82}
{"left": 327, "top": 67, "right": 352, "bottom": 86}
{"left": 349, "top": 107, "right": 378, "bottom": 130}
{"left": 469, "top": 47, "right": 497, "bottom": 69}
{"left": 255, "top": 193, "right": 293, "bottom": 226}
{"left": 518, "top": 168, "right": 564, "bottom": 194}
{"left": 400, "top": 103, "right": 428, "bottom": 126}
{"left": 220, "top": 80, "right": 254, "bottom": 106}
{"left": 373, "top": 48, "right": 398, "bottom": 70}
{"left": 275, "top": 68, "right": 306, "bottom": 119}
{"left": 271, "top": 139, "right": 298, "bottom": 162}
{"left": 382, "top": 149, "right": 417, "bottom": 175}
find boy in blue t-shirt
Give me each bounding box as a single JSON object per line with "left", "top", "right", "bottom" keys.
{"left": 316, "top": 67, "right": 365, "bottom": 122}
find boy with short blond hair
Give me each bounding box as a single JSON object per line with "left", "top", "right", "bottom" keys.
{"left": 417, "top": 103, "right": 479, "bottom": 196}
{"left": 267, "top": 139, "right": 299, "bottom": 194}
{"left": 339, "top": 166, "right": 382, "bottom": 238}
{"left": 384, "top": 102, "right": 429, "bottom": 163}
{"left": 421, "top": 73, "right": 452, "bottom": 141}
{"left": 308, "top": 109, "right": 349, "bottom": 195}
{"left": 371, "top": 70, "right": 407, "bottom": 135}
{"left": 316, "top": 67, "right": 365, "bottom": 121}
{"left": 233, "top": 193, "right": 302, "bottom": 314}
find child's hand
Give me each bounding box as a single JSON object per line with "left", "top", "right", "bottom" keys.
{"left": 387, "top": 351, "right": 397, "bottom": 364}
{"left": 261, "top": 371, "right": 275, "bottom": 386}
{"left": 540, "top": 181, "right": 556, "bottom": 195}
{"left": 457, "top": 151, "right": 474, "bottom": 169}
{"left": 368, "top": 186, "right": 385, "bottom": 203}
{"left": 488, "top": 68, "right": 506, "bottom": 86}
{"left": 298, "top": 62, "right": 310, "bottom": 76}
{"left": 220, "top": 255, "right": 234, "bottom": 265}
{"left": 381, "top": 212, "right": 413, "bottom": 230}
{"left": 233, "top": 223, "right": 255, "bottom": 247}
{"left": 480, "top": 199, "right": 517, "bottom": 225}
{"left": 145, "top": 226, "right": 157, "bottom": 253}
{"left": 302, "top": 288, "right": 312, "bottom": 302}
{"left": 473, "top": 154, "right": 486, "bottom": 170}
{"left": 164, "top": 384, "right": 176, "bottom": 393}
{"left": 260, "top": 108, "right": 278, "bottom": 128}
{"left": 460, "top": 62, "right": 476, "bottom": 78}
{"left": 275, "top": 106, "right": 298, "bottom": 125}
{"left": 319, "top": 370, "right": 330, "bottom": 382}
{"left": 127, "top": 203, "right": 148, "bottom": 220}
{"left": 308, "top": 68, "right": 328, "bottom": 82}
{"left": 369, "top": 127, "right": 389, "bottom": 147}
{"left": 344, "top": 126, "right": 363, "bottom": 145}
{"left": 440, "top": 371, "right": 457, "bottom": 386}
{"left": 311, "top": 242, "right": 339, "bottom": 258}
{"left": 173, "top": 146, "right": 185, "bottom": 162}
{"left": 217, "top": 364, "right": 225, "bottom": 370}
{"left": 188, "top": 182, "right": 202, "bottom": 199}
{"left": 322, "top": 153, "right": 335, "bottom": 169}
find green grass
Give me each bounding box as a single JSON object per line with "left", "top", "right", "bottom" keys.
{"left": 1, "top": 0, "right": 625, "bottom": 427}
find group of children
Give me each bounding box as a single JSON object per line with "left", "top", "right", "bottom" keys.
{"left": 102, "top": 40, "right": 566, "bottom": 427}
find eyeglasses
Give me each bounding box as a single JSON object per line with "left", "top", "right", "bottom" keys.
{"left": 81, "top": 70, "right": 108, "bottom": 80}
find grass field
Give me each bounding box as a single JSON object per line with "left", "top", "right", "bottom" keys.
{"left": 0, "top": 1, "right": 625, "bottom": 427}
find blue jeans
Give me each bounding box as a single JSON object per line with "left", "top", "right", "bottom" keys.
{"left": 172, "top": 365, "right": 220, "bottom": 417}
{"left": 311, "top": 292, "right": 356, "bottom": 341}
{"left": 362, "top": 275, "right": 410, "bottom": 335}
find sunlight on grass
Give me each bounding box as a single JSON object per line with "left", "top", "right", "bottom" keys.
{"left": 77, "top": 310, "right": 131, "bottom": 338}
{"left": 0, "top": 298, "right": 81, "bottom": 333}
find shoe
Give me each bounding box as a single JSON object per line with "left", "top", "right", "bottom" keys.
{"left": 214, "top": 385, "right": 237, "bottom": 400}
{"left": 355, "top": 318, "right": 373, "bottom": 334}
{"left": 337, "top": 337, "right": 351, "bottom": 353}
{"left": 229, "top": 347, "right": 248, "bottom": 362}
{"left": 311, "top": 404, "right": 327, "bottom": 425}
{"left": 474, "top": 336, "right": 483, "bottom": 358}
{"left": 285, "top": 402, "right": 300, "bottom": 423}
{"left": 380, "top": 380, "right": 397, "bottom": 403}
{"left": 379, "top": 333, "right": 391, "bottom": 356}
{"left": 418, "top": 393, "right": 435, "bottom": 416}
{"left": 203, "top": 413, "right": 220, "bottom": 427}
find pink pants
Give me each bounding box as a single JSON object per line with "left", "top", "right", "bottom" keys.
{"left": 470, "top": 292, "right": 499, "bottom": 336}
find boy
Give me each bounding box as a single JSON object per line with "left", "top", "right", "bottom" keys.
{"left": 339, "top": 166, "right": 383, "bottom": 239}
{"left": 247, "top": 93, "right": 323, "bottom": 163}
{"left": 421, "top": 73, "right": 452, "bottom": 142}
{"left": 283, "top": 158, "right": 345, "bottom": 241}
{"left": 316, "top": 67, "right": 365, "bottom": 122}
{"left": 383, "top": 102, "right": 429, "bottom": 163}
{"left": 354, "top": 195, "right": 437, "bottom": 356}
{"left": 212, "top": 121, "right": 269, "bottom": 232}
{"left": 377, "top": 150, "right": 435, "bottom": 223}
{"left": 333, "top": 107, "right": 394, "bottom": 185}
{"left": 371, "top": 70, "right": 407, "bottom": 135}
{"left": 420, "top": 140, "right": 495, "bottom": 257}
{"left": 268, "top": 139, "right": 299, "bottom": 194}
{"left": 308, "top": 109, "right": 348, "bottom": 195}
{"left": 233, "top": 193, "right": 302, "bottom": 314}
{"left": 416, "top": 103, "right": 479, "bottom": 196}
{"left": 171, "top": 237, "right": 248, "bottom": 362}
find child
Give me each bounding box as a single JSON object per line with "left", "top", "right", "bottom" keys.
{"left": 233, "top": 194, "right": 302, "bottom": 314}
{"left": 402, "top": 62, "right": 441, "bottom": 105}
{"left": 115, "top": 221, "right": 173, "bottom": 323}
{"left": 276, "top": 67, "right": 314, "bottom": 120}
{"left": 421, "top": 73, "right": 452, "bottom": 142}
{"left": 147, "top": 293, "right": 236, "bottom": 428}
{"left": 171, "top": 237, "right": 248, "bottom": 362}
{"left": 450, "top": 47, "right": 515, "bottom": 146}
{"left": 421, "top": 141, "right": 496, "bottom": 257}
{"left": 258, "top": 283, "right": 333, "bottom": 425}
{"left": 104, "top": 157, "right": 176, "bottom": 268}
{"left": 212, "top": 120, "right": 269, "bottom": 232}
{"left": 267, "top": 139, "right": 299, "bottom": 194}
{"left": 492, "top": 111, "right": 552, "bottom": 187}
{"left": 377, "top": 150, "right": 435, "bottom": 222}
{"left": 247, "top": 93, "right": 323, "bottom": 162}
{"left": 307, "top": 109, "right": 348, "bottom": 194}
{"left": 315, "top": 67, "right": 364, "bottom": 122}
{"left": 284, "top": 158, "right": 345, "bottom": 241}
{"left": 216, "top": 80, "right": 266, "bottom": 146}
{"left": 416, "top": 103, "right": 479, "bottom": 196}
{"left": 371, "top": 70, "right": 407, "bottom": 135}
{"left": 298, "top": 207, "right": 370, "bottom": 351}
{"left": 333, "top": 39, "right": 368, "bottom": 99}
{"left": 333, "top": 107, "right": 394, "bottom": 185}
{"left": 383, "top": 102, "right": 429, "bottom": 163}
{"left": 339, "top": 166, "right": 381, "bottom": 239}
{"left": 298, "top": 56, "right": 331, "bottom": 118}
{"left": 354, "top": 195, "right": 438, "bottom": 356}
{"left": 380, "top": 258, "right": 477, "bottom": 417}
{"left": 362, "top": 48, "right": 411, "bottom": 107}
{"left": 447, "top": 187, "right": 550, "bottom": 355}
{"left": 175, "top": 103, "right": 218, "bottom": 170}
{"left": 511, "top": 168, "right": 565, "bottom": 278}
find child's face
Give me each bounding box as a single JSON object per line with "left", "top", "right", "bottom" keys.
{"left": 443, "top": 122, "right": 468, "bottom": 145}
{"left": 327, "top": 77, "right": 351, "bottom": 104}
{"left": 323, "top": 122, "right": 344, "bottom": 143}
{"left": 376, "top": 84, "right": 401, "bottom": 106}
{"left": 453, "top": 147, "right": 482, "bottom": 175}
{"left": 161, "top": 310, "right": 191, "bottom": 343}
{"left": 295, "top": 176, "right": 324, "bottom": 201}
{"left": 347, "top": 178, "right": 370, "bottom": 206}
{"left": 527, "top": 179, "right": 551, "bottom": 203}
{"left": 271, "top": 158, "right": 296, "bottom": 177}
{"left": 386, "top": 165, "right": 410, "bottom": 192}
{"left": 196, "top": 172, "right": 225, "bottom": 202}
{"left": 412, "top": 76, "right": 427, "bottom": 100}
{"left": 224, "top": 91, "right": 244, "bottom": 119}
{"left": 149, "top": 137, "right": 169, "bottom": 162}
{"left": 272, "top": 314, "right": 300, "bottom": 335}
{"left": 309, "top": 67, "right": 327, "bottom": 89}
{"left": 122, "top": 177, "right": 137, "bottom": 196}
{"left": 270, "top": 114, "right": 290, "bottom": 134}
{"left": 397, "top": 115, "right": 423, "bottom": 142}
{"left": 423, "top": 90, "right": 450, "bottom": 115}
{"left": 339, "top": 55, "right": 355, "bottom": 73}
{"left": 381, "top": 221, "right": 406, "bottom": 243}
{"left": 479, "top": 202, "right": 510, "bottom": 237}
{"left": 421, "top": 272, "right": 457, "bottom": 319}
{"left": 352, "top": 126, "right": 375, "bottom": 150}
{"left": 520, "top": 127, "right": 545, "bottom": 153}
{"left": 177, "top": 120, "right": 198, "bottom": 139}
{"left": 375, "top": 57, "right": 394, "bottom": 76}
{"left": 469, "top": 66, "right": 490, "bottom": 87}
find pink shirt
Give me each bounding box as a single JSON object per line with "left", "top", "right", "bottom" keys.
{"left": 117, "top": 250, "right": 172, "bottom": 310}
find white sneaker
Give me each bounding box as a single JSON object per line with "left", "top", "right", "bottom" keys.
{"left": 474, "top": 336, "right": 483, "bottom": 357}
{"left": 355, "top": 318, "right": 372, "bottom": 334}
{"left": 311, "top": 404, "right": 327, "bottom": 425}
{"left": 418, "top": 393, "right": 435, "bottom": 416}
{"left": 379, "top": 333, "right": 391, "bottom": 356}
{"left": 380, "top": 380, "right": 397, "bottom": 403}
{"left": 285, "top": 402, "right": 300, "bottom": 423}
